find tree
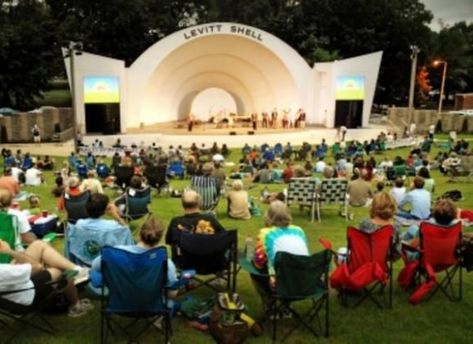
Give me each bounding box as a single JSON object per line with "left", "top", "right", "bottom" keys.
{"left": 416, "top": 66, "right": 432, "bottom": 106}
{"left": 0, "top": 0, "right": 59, "bottom": 109}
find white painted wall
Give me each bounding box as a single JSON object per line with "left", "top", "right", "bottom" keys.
{"left": 64, "top": 52, "right": 126, "bottom": 133}
{"left": 190, "top": 88, "right": 237, "bottom": 120}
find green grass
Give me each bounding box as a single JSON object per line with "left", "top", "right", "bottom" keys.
{"left": 4, "top": 139, "right": 473, "bottom": 343}
{"left": 36, "top": 89, "right": 71, "bottom": 107}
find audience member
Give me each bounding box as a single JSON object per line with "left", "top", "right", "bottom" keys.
{"left": 25, "top": 162, "right": 43, "bottom": 186}
{"left": 398, "top": 176, "right": 431, "bottom": 220}
{"left": 0, "top": 167, "right": 20, "bottom": 197}
{"left": 347, "top": 169, "right": 373, "bottom": 207}
{"left": 390, "top": 177, "right": 406, "bottom": 206}
{"left": 80, "top": 170, "right": 104, "bottom": 194}
{"left": 227, "top": 180, "right": 251, "bottom": 220}
{"left": 0, "top": 240, "right": 92, "bottom": 317}
{"left": 250, "top": 201, "right": 309, "bottom": 313}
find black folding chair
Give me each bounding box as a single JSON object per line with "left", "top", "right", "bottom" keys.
{"left": 173, "top": 230, "right": 238, "bottom": 293}
{"left": 0, "top": 271, "right": 76, "bottom": 343}
{"left": 114, "top": 166, "right": 134, "bottom": 189}
{"left": 64, "top": 191, "right": 91, "bottom": 224}
{"left": 144, "top": 164, "right": 168, "bottom": 194}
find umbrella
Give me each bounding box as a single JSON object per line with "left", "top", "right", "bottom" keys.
{"left": 0, "top": 107, "right": 17, "bottom": 115}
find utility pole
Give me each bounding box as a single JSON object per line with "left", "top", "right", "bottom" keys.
{"left": 408, "top": 45, "right": 420, "bottom": 111}
{"left": 67, "top": 41, "right": 83, "bottom": 153}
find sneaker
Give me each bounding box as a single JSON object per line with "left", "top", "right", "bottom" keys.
{"left": 74, "top": 267, "right": 90, "bottom": 285}
{"left": 68, "top": 299, "right": 94, "bottom": 318}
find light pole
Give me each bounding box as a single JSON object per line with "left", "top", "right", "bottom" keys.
{"left": 433, "top": 60, "right": 448, "bottom": 113}
{"left": 65, "top": 41, "right": 83, "bottom": 153}
{"left": 408, "top": 45, "right": 420, "bottom": 111}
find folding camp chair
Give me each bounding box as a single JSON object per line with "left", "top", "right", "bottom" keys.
{"left": 0, "top": 211, "right": 19, "bottom": 263}
{"left": 143, "top": 164, "right": 168, "bottom": 194}
{"left": 124, "top": 187, "right": 151, "bottom": 221}
{"left": 325, "top": 225, "right": 394, "bottom": 309}
{"left": 191, "top": 175, "right": 220, "bottom": 212}
{"left": 0, "top": 271, "right": 76, "bottom": 343}
{"left": 96, "top": 246, "right": 171, "bottom": 343}
{"left": 239, "top": 250, "right": 331, "bottom": 343}
{"left": 399, "top": 222, "right": 462, "bottom": 304}
{"left": 114, "top": 166, "right": 134, "bottom": 189}
{"left": 316, "top": 179, "right": 348, "bottom": 222}
{"left": 173, "top": 230, "right": 238, "bottom": 293}
{"left": 167, "top": 160, "right": 186, "bottom": 179}
{"left": 286, "top": 178, "right": 318, "bottom": 222}
{"left": 63, "top": 191, "right": 90, "bottom": 224}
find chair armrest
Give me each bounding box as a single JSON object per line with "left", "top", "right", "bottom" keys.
{"left": 239, "top": 258, "right": 268, "bottom": 277}
{"left": 168, "top": 270, "right": 196, "bottom": 290}
{"left": 90, "top": 270, "right": 103, "bottom": 288}
{"left": 401, "top": 240, "right": 421, "bottom": 253}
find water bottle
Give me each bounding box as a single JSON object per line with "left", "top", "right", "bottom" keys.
{"left": 245, "top": 237, "right": 254, "bottom": 261}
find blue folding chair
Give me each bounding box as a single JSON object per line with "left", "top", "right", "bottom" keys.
{"left": 97, "top": 246, "right": 171, "bottom": 343}
{"left": 166, "top": 161, "right": 186, "bottom": 179}
{"left": 124, "top": 187, "right": 151, "bottom": 221}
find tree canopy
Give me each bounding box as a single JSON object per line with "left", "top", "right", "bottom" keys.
{"left": 1, "top": 0, "right": 472, "bottom": 109}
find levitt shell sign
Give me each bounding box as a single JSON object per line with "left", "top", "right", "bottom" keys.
{"left": 183, "top": 24, "right": 264, "bottom": 42}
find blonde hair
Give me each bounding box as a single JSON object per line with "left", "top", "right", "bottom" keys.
{"left": 28, "top": 195, "right": 41, "bottom": 208}
{"left": 370, "top": 192, "right": 397, "bottom": 220}
{"left": 264, "top": 200, "right": 292, "bottom": 227}
{"left": 232, "top": 180, "right": 244, "bottom": 191}
{"left": 0, "top": 188, "right": 12, "bottom": 209}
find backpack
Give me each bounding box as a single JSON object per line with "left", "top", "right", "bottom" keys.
{"left": 209, "top": 293, "right": 250, "bottom": 344}
{"left": 460, "top": 238, "right": 473, "bottom": 272}
{"left": 439, "top": 190, "right": 463, "bottom": 202}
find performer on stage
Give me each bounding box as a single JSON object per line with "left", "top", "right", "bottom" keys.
{"left": 296, "top": 108, "right": 306, "bottom": 129}
{"left": 282, "top": 109, "right": 289, "bottom": 129}
{"left": 187, "top": 112, "right": 195, "bottom": 132}
{"left": 251, "top": 112, "right": 258, "bottom": 131}
{"left": 262, "top": 112, "right": 269, "bottom": 128}
{"left": 271, "top": 108, "right": 278, "bottom": 128}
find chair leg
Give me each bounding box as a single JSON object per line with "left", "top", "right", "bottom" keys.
{"left": 317, "top": 201, "right": 321, "bottom": 223}
{"left": 325, "top": 293, "right": 329, "bottom": 337}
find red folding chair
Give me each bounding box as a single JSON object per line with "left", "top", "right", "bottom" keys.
{"left": 322, "top": 225, "right": 394, "bottom": 308}
{"left": 399, "top": 222, "right": 462, "bottom": 304}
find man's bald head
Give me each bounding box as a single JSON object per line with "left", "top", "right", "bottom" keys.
{"left": 181, "top": 190, "right": 201, "bottom": 210}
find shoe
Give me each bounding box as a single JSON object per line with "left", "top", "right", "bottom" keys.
{"left": 74, "top": 267, "right": 90, "bottom": 285}
{"left": 68, "top": 299, "right": 94, "bottom": 318}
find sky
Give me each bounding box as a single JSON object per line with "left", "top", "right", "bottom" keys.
{"left": 420, "top": 0, "right": 473, "bottom": 31}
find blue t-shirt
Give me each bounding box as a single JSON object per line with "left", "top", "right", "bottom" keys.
{"left": 400, "top": 188, "right": 431, "bottom": 220}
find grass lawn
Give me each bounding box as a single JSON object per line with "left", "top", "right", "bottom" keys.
{"left": 3, "top": 139, "right": 473, "bottom": 343}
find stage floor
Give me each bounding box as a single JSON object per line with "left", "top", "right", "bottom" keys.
{"left": 126, "top": 121, "right": 323, "bottom": 135}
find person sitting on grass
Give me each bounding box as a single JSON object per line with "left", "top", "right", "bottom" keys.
{"left": 80, "top": 170, "right": 104, "bottom": 195}
{"left": 390, "top": 177, "right": 406, "bottom": 206}
{"left": 57, "top": 176, "right": 82, "bottom": 211}
{"left": 0, "top": 239, "right": 92, "bottom": 317}
{"left": 398, "top": 176, "right": 431, "bottom": 221}
{"left": 227, "top": 180, "right": 251, "bottom": 220}
{"left": 0, "top": 167, "right": 20, "bottom": 197}
{"left": 250, "top": 201, "right": 309, "bottom": 316}
{"left": 347, "top": 169, "right": 373, "bottom": 207}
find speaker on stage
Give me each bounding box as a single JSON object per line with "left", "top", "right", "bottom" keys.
{"left": 229, "top": 131, "right": 237, "bottom": 135}
{"left": 247, "top": 131, "right": 255, "bottom": 135}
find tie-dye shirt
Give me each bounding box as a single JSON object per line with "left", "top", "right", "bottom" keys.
{"left": 252, "top": 225, "right": 309, "bottom": 275}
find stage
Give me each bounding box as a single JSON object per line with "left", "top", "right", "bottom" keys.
{"left": 83, "top": 121, "right": 392, "bottom": 149}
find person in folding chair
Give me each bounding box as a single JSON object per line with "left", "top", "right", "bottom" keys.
{"left": 90, "top": 217, "right": 178, "bottom": 304}
{"left": 0, "top": 240, "right": 92, "bottom": 318}
{"left": 65, "top": 194, "right": 133, "bottom": 267}
{"left": 400, "top": 198, "right": 459, "bottom": 260}
{"left": 165, "top": 190, "right": 226, "bottom": 260}
{"left": 191, "top": 162, "right": 221, "bottom": 212}
{"left": 249, "top": 201, "right": 309, "bottom": 318}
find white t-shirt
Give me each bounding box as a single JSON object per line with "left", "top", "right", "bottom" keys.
{"left": 11, "top": 167, "right": 23, "bottom": 183}
{"left": 8, "top": 208, "right": 31, "bottom": 235}
{"left": 390, "top": 187, "right": 406, "bottom": 206}
{"left": 25, "top": 168, "right": 42, "bottom": 186}
{"left": 0, "top": 264, "right": 34, "bottom": 305}
{"left": 315, "top": 161, "right": 326, "bottom": 173}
